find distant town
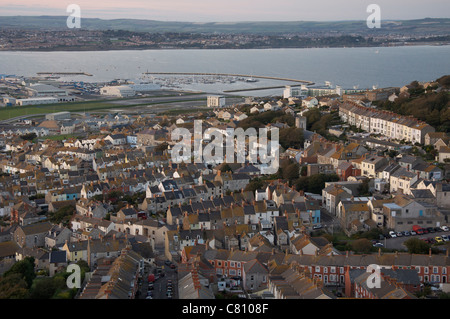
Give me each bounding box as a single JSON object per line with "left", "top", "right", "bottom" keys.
{"left": 1, "top": 28, "right": 449, "bottom": 51}
{"left": 0, "top": 70, "right": 449, "bottom": 300}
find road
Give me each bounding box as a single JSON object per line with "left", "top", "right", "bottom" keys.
{"left": 138, "top": 256, "right": 178, "bottom": 300}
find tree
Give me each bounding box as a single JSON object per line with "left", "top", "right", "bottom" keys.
{"left": 282, "top": 162, "right": 300, "bottom": 182}
{"left": 404, "top": 238, "right": 431, "bottom": 254}
{"left": 29, "top": 277, "right": 57, "bottom": 299}
{"left": 278, "top": 127, "right": 304, "bottom": 149}
{"left": 0, "top": 273, "right": 29, "bottom": 299}
{"left": 244, "top": 178, "right": 265, "bottom": 192}
{"left": 49, "top": 205, "right": 75, "bottom": 226}
{"left": 220, "top": 164, "right": 232, "bottom": 173}
{"left": 358, "top": 178, "right": 371, "bottom": 196}
{"left": 20, "top": 133, "right": 37, "bottom": 141}
{"left": 350, "top": 238, "right": 373, "bottom": 254}
{"left": 3, "top": 256, "right": 36, "bottom": 288}
{"left": 154, "top": 142, "right": 169, "bottom": 153}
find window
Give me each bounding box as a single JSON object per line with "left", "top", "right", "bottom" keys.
{"left": 315, "top": 266, "right": 321, "bottom": 273}
{"left": 331, "top": 267, "right": 336, "bottom": 273}
{"left": 433, "top": 267, "right": 439, "bottom": 274}
{"left": 425, "top": 267, "right": 429, "bottom": 274}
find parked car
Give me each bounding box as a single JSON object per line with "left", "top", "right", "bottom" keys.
{"left": 434, "top": 227, "right": 443, "bottom": 232}
{"left": 403, "top": 231, "right": 411, "bottom": 236}
{"left": 373, "top": 242, "right": 384, "bottom": 248}
{"left": 435, "top": 236, "right": 444, "bottom": 243}
{"left": 428, "top": 237, "right": 436, "bottom": 244}
{"left": 411, "top": 231, "right": 417, "bottom": 236}
{"left": 422, "top": 229, "right": 429, "bottom": 234}
{"left": 427, "top": 227, "right": 436, "bottom": 233}
{"left": 441, "top": 235, "right": 449, "bottom": 242}
{"left": 441, "top": 226, "right": 450, "bottom": 232}
{"left": 313, "top": 224, "right": 323, "bottom": 230}
{"left": 389, "top": 231, "right": 397, "bottom": 238}
{"left": 396, "top": 232, "right": 403, "bottom": 237}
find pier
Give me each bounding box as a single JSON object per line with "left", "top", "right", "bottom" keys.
{"left": 223, "top": 84, "right": 304, "bottom": 93}
{"left": 37, "top": 72, "right": 93, "bottom": 76}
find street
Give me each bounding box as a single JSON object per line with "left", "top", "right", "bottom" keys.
{"left": 138, "top": 256, "right": 178, "bottom": 300}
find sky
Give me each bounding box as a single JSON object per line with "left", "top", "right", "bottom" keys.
{"left": 1, "top": 0, "right": 450, "bottom": 22}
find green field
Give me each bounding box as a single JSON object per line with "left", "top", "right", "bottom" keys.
{"left": 0, "top": 97, "right": 206, "bottom": 121}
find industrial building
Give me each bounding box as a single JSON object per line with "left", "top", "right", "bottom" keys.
{"left": 26, "top": 83, "right": 68, "bottom": 97}
{"left": 100, "top": 85, "right": 136, "bottom": 98}
{"left": 16, "top": 97, "right": 59, "bottom": 106}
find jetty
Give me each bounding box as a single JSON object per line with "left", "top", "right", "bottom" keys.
{"left": 37, "top": 72, "right": 93, "bottom": 76}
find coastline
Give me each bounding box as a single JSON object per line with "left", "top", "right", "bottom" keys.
{"left": 1, "top": 42, "right": 450, "bottom": 53}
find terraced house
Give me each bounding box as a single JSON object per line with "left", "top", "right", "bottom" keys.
{"left": 339, "top": 102, "right": 435, "bottom": 144}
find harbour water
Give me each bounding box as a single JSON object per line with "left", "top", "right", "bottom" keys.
{"left": 0, "top": 45, "right": 449, "bottom": 95}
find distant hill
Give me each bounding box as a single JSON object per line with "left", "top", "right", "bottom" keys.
{"left": 1, "top": 16, "right": 449, "bottom": 35}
